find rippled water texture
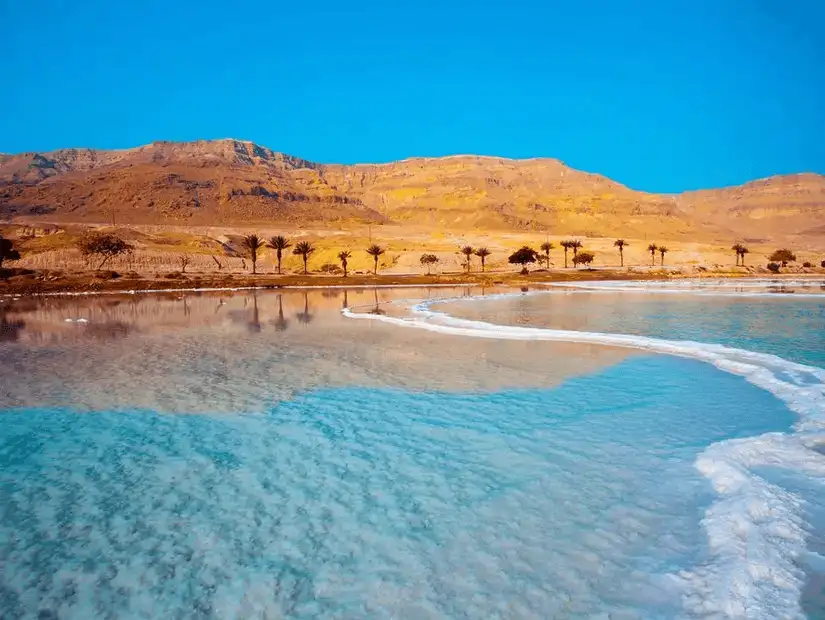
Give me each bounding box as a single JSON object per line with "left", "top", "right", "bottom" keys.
{"left": 1, "top": 283, "right": 824, "bottom": 619}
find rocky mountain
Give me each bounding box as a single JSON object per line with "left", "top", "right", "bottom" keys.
{"left": 1, "top": 139, "right": 823, "bottom": 243}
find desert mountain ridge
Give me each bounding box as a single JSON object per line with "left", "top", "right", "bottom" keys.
{"left": 1, "top": 138, "right": 823, "bottom": 244}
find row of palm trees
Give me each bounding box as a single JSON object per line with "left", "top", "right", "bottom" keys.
{"left": 237, "top": 233, "right": 757, "bottom": 275}
{"left": 240, "top": 234, "right": 387, "bottom": 275}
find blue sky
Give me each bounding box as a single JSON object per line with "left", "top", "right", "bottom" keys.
{"left": 1, "top": 0, "right": 822, "bottom": 192}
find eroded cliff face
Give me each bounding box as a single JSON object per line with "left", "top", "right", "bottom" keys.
{"left": 1, "top": 139, "right": 822, "bottom": 242}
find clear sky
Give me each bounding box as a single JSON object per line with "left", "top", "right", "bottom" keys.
{"left": 1, "top": 0, "right": 823, "bottom": 192}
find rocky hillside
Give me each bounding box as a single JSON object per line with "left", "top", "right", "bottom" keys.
{"left": 1, "top": 139, "right": 823, "bottom": 243}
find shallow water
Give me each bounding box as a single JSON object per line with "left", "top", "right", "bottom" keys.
{"left": 1, "top": 284, "right": 824, "bottom": 618}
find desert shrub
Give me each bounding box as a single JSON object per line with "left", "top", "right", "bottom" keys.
{"left": 76, "top": 233, "right": 133, "bottom": 270}
{"left": 767, "top": 262, "right": 781, "bottom": 273}
{"left": 94, "top": 270, "right": 121, "bottom": 280}
{"left": 803, "top": 262, "right": 812, "bottom": 268}
{"left": 509, "top": 246, "right": 539, "bottom": 271}
{"left": 318, "top": 262, "right": 342, "bottom": 274}
{"left": 769, "top": 249, "right": 796, "bottom": 266}
{"left": 821, "top": 260, "right": 825, "bottom": 269}
{"left": 164, "top": 272, "right": 184, "bottom": 279}
{"left": 420, "top": 253, "right": 439, "bottom": 274}
{"left": 572, "top": 251, "right": 595, "bottom": 268}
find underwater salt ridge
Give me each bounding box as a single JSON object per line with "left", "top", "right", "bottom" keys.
{"left": 344, "top": 283, "right": 825, "bottom": 619}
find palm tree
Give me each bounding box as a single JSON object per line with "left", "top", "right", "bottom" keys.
{"left": 560, "top": 240, "right": 573, "bottom": 268}
{"left": 267, "top": 235, "right": 291, "bottom": 274}
{"left": 474, "top": 247, "right": 491, "bottom": 272}
{"left": 540, "top": 241, "right": 554, "bottom": 269}
{"left": 739, "top": 246, "right": 749, "bottom": 266}
{"left": 241, "top": 234, "right": 265, "bottom": 274}
{"left": 337, "top": 250, "right": 351, "bottom": 277}
{"left": 614, "top": 239, "right": 628, "bottom": 267}
{"left": 292, "top": 241, "right": 315, "bottom": 274}
{"left": 460, "top": 245, "right": 474, "bottom": 273}
{"left": 659, "top": 246, "right": 669, "bottom": 266}
{"left": 647, "top": 243, "right": 658, "bottom": 266}
{"left": 731, "top": 243, "right": 743, "bottom": 266}
{"left": 366, "top": 244, "right": 385, "bottom": 275}
{"left": 571, "top": 240, "right": 582, "bottom": 258}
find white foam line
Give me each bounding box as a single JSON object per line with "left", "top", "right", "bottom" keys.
{"left": 343, "top": 293, "right": 825, "bottom": 619}
{"left": 547, "top": 279, "right": 825, "bottom": 298}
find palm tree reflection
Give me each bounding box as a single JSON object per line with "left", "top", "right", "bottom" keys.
{"left": 247, "top": 293, "right": 262, "bottom": 333}
{"left": 296, "top": 292, "right": 314, "bottom": 325}
{"left": 370, "top": 288, "right": 386, "bottom": 315}
{"left": 273, "top": 294, "right": 289, "bottom": 331}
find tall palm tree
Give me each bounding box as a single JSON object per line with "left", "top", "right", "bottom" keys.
{"left": 267, "top": 235, "right": 291, "bottom": 274}
{"left": 614, "top": 239, "right": 628, "bottom": 267}
{"left": 540, "top": 241, "right": 554, "bottom": 269}
{"left": 292, "top": 241, "right": 315, "bottom": 274}
{"left": 731, "top": 244, "right": 742, "bottom": 266}
{"left": 241, "top": 234, "right": 265, "bottom": 274}
{"left": 474, "top": 247, "right": 491, "bottom": 272}
{"left": 560, "top": 240, "right": 573, "bottom": 268}
{"left": 366, "top": 244, "right": 385, "bottom": 275}
{"left": 571, "top": 240, "right": 582, "bottom": 257}
{"left": 337, "top": 250, "right": 351, "bottom": 277}
{"left": 659, "top": 246, "right": 669, "bottom": 266}
{"left": 738, "top": 245, "right": 749, "bottom": 266}
{"left": 460, "top": 245, "right": 474, "bottom": 273}
{"left": 647, "top": 243, "right": 658, "bottom": 266}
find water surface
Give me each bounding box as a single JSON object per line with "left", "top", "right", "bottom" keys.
{"left": 1, "top": 284, "right": 823, "bottom": 618}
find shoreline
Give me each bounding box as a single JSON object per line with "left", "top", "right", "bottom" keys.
{"left": 2, "top": 267, "right": 819, "bottom": 298}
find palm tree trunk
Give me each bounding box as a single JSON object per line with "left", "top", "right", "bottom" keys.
{"left": 651, "top": 253, "right": 655, "bottom": 266}
{"left": 740, "top": 253, "right": 745, "bottom": 266}
{"left": 277, "top": 251, "right": 282, "bottom": 274}
{"left": 303, "top": 256, "right": 308, "bottom": 274}
{"left": 620, "top": 250, "right": 624, "bottom": 267}
{"left": 563, "top": 249, "right": 568, "bottom": 268}
{"left": 252, "top": 259, "right": 256, "bottom": 275}
{"left": 374, "top": 256, "right": 378, "bottom": 275}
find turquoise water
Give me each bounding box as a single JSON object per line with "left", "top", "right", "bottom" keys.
{"left": 1, "top": 284, "right": 824, "bottom": 618}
